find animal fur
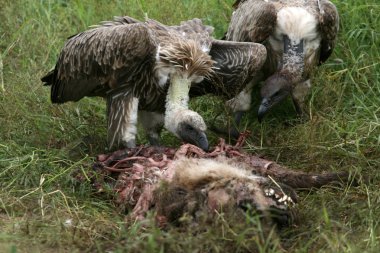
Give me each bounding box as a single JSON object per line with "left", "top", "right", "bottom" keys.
{"left": 155, "top": 157, "right": 298, "bottom": 227}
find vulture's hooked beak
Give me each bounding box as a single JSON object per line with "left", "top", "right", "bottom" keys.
{"left": 258, "top": 35, "right": 305, "bottom": 122}
{"left": 258, "top": 89, "right": 292, "bottom": 122}
{"left": 257, "top": 98, "right": 270, "bottom": 123}
{"left": 178, "top": 122, "right": 209, "bottom": 151}
{"left": 258, "top": 79, "right": 292, "bottom": 122}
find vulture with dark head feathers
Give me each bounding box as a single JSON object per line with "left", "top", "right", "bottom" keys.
{"left": 225, "top": 0, "right": 339, "bottom": 121}
{"left": 42, "top": 16, "right": 266, "bottom": 150}
{"left": 42, "top": 16, "right": 267, "bottom": 149}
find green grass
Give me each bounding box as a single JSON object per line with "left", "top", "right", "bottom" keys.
{"left": 0, "top": 0, "right": 379, "bottom": 252}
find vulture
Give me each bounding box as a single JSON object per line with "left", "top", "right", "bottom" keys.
{"left": 42, "top": 16, "right": 266, "bottom": 150}
{"left": 139, "top": 37, "right": 267, "bottom": 145}
{"left": 225, "top": 0, "right": 339, "bottom": 121}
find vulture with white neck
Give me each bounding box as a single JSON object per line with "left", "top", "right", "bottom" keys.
{"left": 139, "top": 37, "right": 267, "bottom": 145}
{"left": 225, "top": 0, "right": 339, "bottom": 121}
{"left": 42, "top": 16, "right": 266, "bottom": 150}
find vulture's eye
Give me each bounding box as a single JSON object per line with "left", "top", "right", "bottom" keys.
{"left": 186, "top": 125, "right": 195, "bottom": 131}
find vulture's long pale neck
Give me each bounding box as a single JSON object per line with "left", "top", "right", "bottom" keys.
{"left": 166, "top": 74, "right": 191, "bottom": 110}
{"left": 164, "top": 73, "right": 192, "bottom": 136}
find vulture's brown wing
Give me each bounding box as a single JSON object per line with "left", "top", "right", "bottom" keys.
{"left": 170, "top": 18, "right": 214, "bottom": 47}
{"left": 318, "top": 0, "right": 339, "bottom": 64}
{"left": 191, "top": 40, "right": 266, "bottom": 98}
{"left": 226, "top": 0, "right": 277, "bottom": 43}
{"left": 42, "top": 21, "right": 157, "bottom": 103}
{"left": 98, "top": 16, "right": 141, "bottom": 27}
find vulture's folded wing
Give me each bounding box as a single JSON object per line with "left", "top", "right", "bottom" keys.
{"left": 192, "top": 40, "right": 266, "bottom": 98}
{"left": 169, "top": 18, "right": 214, "bottom": 49}
{"left": 42, "top": 20, "right": 157, "bottom": 103}
{"left": 318, "top": 0, "right": 339, "bottom": 64}
{"left": 106, "top": 87, "right": 138, "bottom": 149}
{"left": 97, "top": 16, "right": 141, "bottom": 27}
{"left": 227, "top": 0, "right": 277, "bottom": 43}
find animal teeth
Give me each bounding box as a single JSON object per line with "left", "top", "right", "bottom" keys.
{"left": 265, "top": 188, "right": 276, "bottom": 197}
{"left": 278, "top": 196, "right": 287, "bottom": 202}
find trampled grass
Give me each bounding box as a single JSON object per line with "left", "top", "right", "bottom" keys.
{"left": 0, "top": 0, "right": 379, "bottom": 252}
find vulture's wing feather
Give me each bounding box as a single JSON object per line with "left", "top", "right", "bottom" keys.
{"left": 98, "top": 16, "right": 141, "bottom": 27}
{"left": 192, "top": 40, "right": 266, "bottom": 98}
{"left": 318, "top": 0, "right": 339, "bottom": 64}
{"left": 42, "top": 21, "right": 157, "bottom": 103}
{"left": 171, "top": 18, "right": 214, "bottom": 44}
{"left": 106, "top": 87, "right": 136, "bottom": 149}
{"left": 227, "top": 0, "right": 277, "bottom": 43}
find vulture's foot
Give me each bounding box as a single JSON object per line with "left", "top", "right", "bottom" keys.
{"left": 121, "top": 139, "right": 136, "bottom": 149}
{"left": 210, "top": 124, "right": 240, "bottom": 141}
{"left": 233, "top": 111, "right": 245, "bottom": 126}
{"left": 210, "top": 111, "right": 245, "bottom": 140}
{"left": 291, "top": 80, "right": 311, "bottom": 121}
{"left": 147, "top": 134, "right": 161, "bottom": 147}
{"left": 288, "top": 97, "right": 310, "bottom": 125}
{"left": 293, "top": 100, "right": 308, "bottom": 118}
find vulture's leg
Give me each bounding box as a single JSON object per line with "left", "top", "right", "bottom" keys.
{"left": 220, "top": 81, "right": 255, "bottom": 139}
{"left": 291, "top": 79, "right": 311, "bottom": 118}
{"left": 107, "top": 91, "right": 139, "bottom": 150}
{"left": 138, "top": 110, "right": 164, "bottom": 146}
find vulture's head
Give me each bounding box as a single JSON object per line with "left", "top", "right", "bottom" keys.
{"left": 258, "top": 74, "right": 292, "bottom": 122}
{"left": 158, "top": 38, "right": 214, "bottom": 150}
{"left": 166, "top": 109, "right": 208, "bottom": 151}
